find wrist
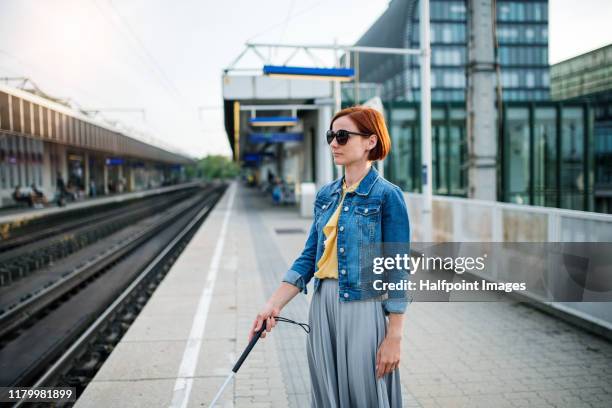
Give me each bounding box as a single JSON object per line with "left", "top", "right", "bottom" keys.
{"left": 386, "top": 327, "right": 403, "bottom": 340}
{"left": 267, "top": 298, "right": 282, "bottom": 310}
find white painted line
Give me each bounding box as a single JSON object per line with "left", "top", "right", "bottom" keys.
{"left": 169, "top": 183, "right": 236, "bottom": 408}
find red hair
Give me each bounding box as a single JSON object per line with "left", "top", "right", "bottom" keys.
{"left": 330, "top": 106, "right": 391, "bottom": 161}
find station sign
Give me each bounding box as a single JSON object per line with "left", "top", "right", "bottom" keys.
{"left": 248, "top": 132, "right": 303, "bottom": 143}
{"left": 106, "top": 157, "right": 124, "bottom": 166}
{"left": 248, "top": 116, "right": 298, "bottom": 127}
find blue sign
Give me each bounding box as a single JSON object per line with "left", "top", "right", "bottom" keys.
{"left": 263, "top": 65, "right": 355, "bottom": 79}
{"left": 243, "top": 153, "right": 262, "bottom": 162}
{"left": 248, "top": 132, "right": 303, "bottom": 143}
{"left": 248, "top": 116, "right": 298, "bottom": 126}
{"left": 106, "top": 157, "right": 124, "bottom": 166}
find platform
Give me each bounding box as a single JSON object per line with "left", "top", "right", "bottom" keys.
{"left": 75, "top": 182, "right": 612, "bottom": 408}
{"left": 0, "top": 182, "right": 202, "bottom": 227}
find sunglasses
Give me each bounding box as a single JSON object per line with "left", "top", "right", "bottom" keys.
{"left": 326, "top": 129, "right": 371, "bottom": 145}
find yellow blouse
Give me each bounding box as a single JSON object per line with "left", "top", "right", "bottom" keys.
{"left": 314, "top": 173, "right": 366, "bottom": 280}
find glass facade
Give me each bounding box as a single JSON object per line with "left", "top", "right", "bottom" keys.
{"left": 504, "top": 107, "right": 530, "bottom": 204}
{"left": 398, "top": 0, "right": 550, "bottom": 103}
{"left": 496, "top": 1, "right": 549, "bottom": 99}
{"left": 383, "top": 102, "right": 468, "bottom": 197}
{"left": 406, "top": 1, "right": 467, "bottom": 103}
{"left": 594, "top": 105, "right": 612, "bottom": 213}
{"left": 381, "top": 102, "right": 594, "bottom": 212}
{"left": 500, "top": 104, "right": 593, "bottom": 211}
{"left": 551, "top": 45, "right": 612, "bottom": 213}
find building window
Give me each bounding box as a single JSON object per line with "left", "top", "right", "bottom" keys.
{"left": 501, "top": 70, "right": 519, "bottom": 88}
{"left": 497, "top": 26, "right": 519, "bottom": 43}
{"left": 497, "top": 24, "right": 548, "bottom": 45}
{"left": 412, "top": 70, "right": 419, "bottom": 88}
{"left": 505, "top": 107, "right": 530, "bottom": 204}
{"left": 431, "top": 1, "right": 466, "bottom": 21}
{"left": 499, "top": 46, "right": 548, "bottom": 65}
{"left": 526, "top": 72, "right": 535, "bottom": 88}
{"left": 534, "top": 107, "right": 557, "bottom": 206}
{"left": 442, "top": 71, "right": 465, "bottom": 88}
{"left": 431, "top": 23, "right": 466, "bottom": 44}
{"left": 498, "top": 1, "right": 548, "bottom": 22}
{"left": 432, "top": 48, "right": 463, "bottom": 65}
{"left": 561, "top": 107, "right": 585, "bottom": 210}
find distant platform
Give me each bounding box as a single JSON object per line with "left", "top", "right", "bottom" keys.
{"left": 0, "top": 182, "right": 203, "bottom": 227}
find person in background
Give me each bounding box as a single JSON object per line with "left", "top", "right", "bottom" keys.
{"left": 272, "top": 177, "right": 283, "bottom": 205}
{"left": 30, "top": 183, "right": 48, "bottom": 208}
{"left": 12, "top": 185, "right": 33, "bottom": 207}
{"left": 89, "top": 179, "right": 97, "bottom": 198}
{"left": 56, "top": 172, "right": 67, "bottom": 207}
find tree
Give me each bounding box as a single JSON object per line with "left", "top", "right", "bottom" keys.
{"left": 196, "top": 155, "right": 239, "bottom": 180}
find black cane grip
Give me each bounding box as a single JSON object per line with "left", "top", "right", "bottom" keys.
{"left": 232, "top": 319, "right": 267, "bottom": 373}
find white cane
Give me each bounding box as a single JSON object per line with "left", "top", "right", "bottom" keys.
{"left": 209, "top": 319, "right": 267, "bottom": 407}
{"left": 209, "top": 316, "right": 310, "bottom": 407}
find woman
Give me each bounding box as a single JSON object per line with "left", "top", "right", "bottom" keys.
{"left": 249, "top": 106, "right": 411, "bottom": 407}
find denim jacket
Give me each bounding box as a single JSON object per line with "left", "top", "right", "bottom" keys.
{"left": 282, "top": 165, "right": 412, "bottom": 314}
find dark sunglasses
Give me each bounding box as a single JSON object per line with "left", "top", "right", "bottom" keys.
{"left": 326, "top": 129, "right": 370, "bottom": 145}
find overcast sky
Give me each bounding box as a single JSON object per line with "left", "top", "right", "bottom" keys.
{"left": 0, "top": 0, "right": 610, "bottom": 158}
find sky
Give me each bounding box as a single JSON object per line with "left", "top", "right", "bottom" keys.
{"left": 0, "top": 0, "right": 610, "bottom": 159}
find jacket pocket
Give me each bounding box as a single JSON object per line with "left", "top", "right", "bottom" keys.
{"left": 355, "top": 203, "right": 381, "bottom": 241}
{"left": 313, "top": 197, "right": 333, "bottom": 230}
{"left": 355, "top": 203, "right": 381, "bottom": 216}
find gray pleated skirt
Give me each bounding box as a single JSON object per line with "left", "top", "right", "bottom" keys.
{"left": 307, "top": 278, "right": 403, "bottom": 408}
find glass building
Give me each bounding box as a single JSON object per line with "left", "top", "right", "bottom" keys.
{"left": 378, "top": 101, "right": 593, "bottom": 211}
{"left": 351, "top": 0, "right": 549, "bottom": 103}
{"left": 551, "top": 44, "right": 612, "bottom": 213}
{"left": 342, "top": 0, "right": 601, "bottom": 213}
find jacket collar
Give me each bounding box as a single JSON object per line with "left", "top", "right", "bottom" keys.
{"left": 331, "top": 165, "right": 379, "bottom": 197}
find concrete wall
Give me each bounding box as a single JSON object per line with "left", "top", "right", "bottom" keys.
{"left": 405, "top": 192, "right": 612, "bottom": 336}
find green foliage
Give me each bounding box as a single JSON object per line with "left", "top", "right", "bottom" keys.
{"left": 194, "top": 155, "right": 239, "bottom": 180}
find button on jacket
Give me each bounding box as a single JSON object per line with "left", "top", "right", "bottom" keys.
{"left": 314, "top": 174, "right": 365, "bottom": 280}
{"left": 282, "top": 165, "right": 412, "bottom": 314}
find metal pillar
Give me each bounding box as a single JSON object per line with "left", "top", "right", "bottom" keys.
{"left": 233, "top": 101, "right": 240, "bottom": 162}
{"left": 334, "top": 39, "right": 344, "bottom": 179}
{"left": 420, "top": 0, "right": 433, "bottom": 242}
{"left": 316, "top": 105, "right": 334, "bottom": 187}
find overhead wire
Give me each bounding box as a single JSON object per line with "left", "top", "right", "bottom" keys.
{"left": 246, "top": 0, "right": 326, "bottom": 43}
{"left": 275, "top": 0, "right": 296, "bottom": 59}
{"left": 89, "top": 0, "right": 202, "bottom": 150}
{"left": 104, "top": 0, "right": 185, "bottom": 103}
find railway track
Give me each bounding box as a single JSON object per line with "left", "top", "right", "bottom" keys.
{"left": 0, "top": 183, "right": 227, "bottom": 407}
{"left": 0, "top": 186, "right": 200, "bottom": 287}
{"left": 0, "top": 184, "right": 201, "bottom": 253}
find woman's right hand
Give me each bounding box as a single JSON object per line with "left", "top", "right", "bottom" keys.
{"left": 248, "top": 300, "right": 280, "bottom": 342}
